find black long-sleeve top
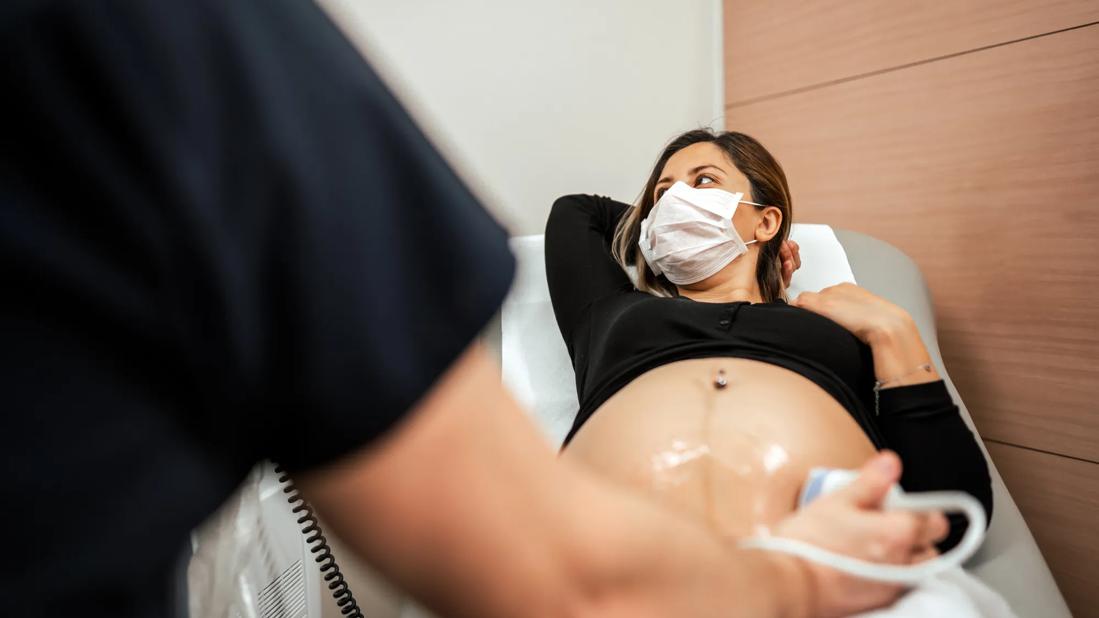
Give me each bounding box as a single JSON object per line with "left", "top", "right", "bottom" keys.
{"left": 545, "top": 194, "right": 992, "bottom": 549}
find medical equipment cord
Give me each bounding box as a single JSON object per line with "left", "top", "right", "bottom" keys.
{"left": 274, "top": 464, "right": 364, "bottom": 617}
{"left": 740, "top": 488, "right": 987, "bottom": 585}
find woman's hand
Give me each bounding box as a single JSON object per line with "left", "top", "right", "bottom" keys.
{"left": 791, "top": 282, "right": 911, "bottom": 344}
{"left": 780, "top": 239, "right": 801, "bottom": 288}
{"left": 793, "top": 283, "right": 939, "bottom": 386}
{"left": 770, "top": 451, "right": 949, "bottom": 618}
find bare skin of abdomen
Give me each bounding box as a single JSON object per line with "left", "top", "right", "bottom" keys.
{"left": 562, "top": 357, "right": 876, "bottom": 539}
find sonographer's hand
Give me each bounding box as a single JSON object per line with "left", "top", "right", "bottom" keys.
{"left": 770, "top": 451, "right": 949, "bottom": 618}
{"left": 780, "top": 239, "right": 801, "bottom": 288}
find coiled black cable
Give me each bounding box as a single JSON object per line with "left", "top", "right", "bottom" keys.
{"left": 274, "top": 464, "right": 364, "bottom": 617}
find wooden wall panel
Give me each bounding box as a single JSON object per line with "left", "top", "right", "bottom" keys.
{"left": 724, "top": 24, "right": 1099, "bottom": 462}
{"left": 724, "top": 0, "right": 1099, "bottom": 105}
{"left": 986, "top": 441, "right": 1099, "bottom": 616}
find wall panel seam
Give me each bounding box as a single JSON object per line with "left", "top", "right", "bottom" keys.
{"left": 984, "top": 438, "right": 1099, "bottom": 466}
{"left": 726, "top": 20, "right": 1099, "bottom": 109}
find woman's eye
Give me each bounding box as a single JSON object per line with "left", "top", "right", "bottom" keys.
{"left": 696, "top": 175, "right": 715, "bottom": 186}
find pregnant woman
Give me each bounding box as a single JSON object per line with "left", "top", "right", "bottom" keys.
{"left": 546, "top": 129, "right": 991, "bottom": 551}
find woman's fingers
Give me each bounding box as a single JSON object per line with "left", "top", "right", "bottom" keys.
{"left": 780, "top": 240, "right": 797, "bottom": 287}
{"left": 780, "top": 241, "right": 800, "bottom": 269}
{"left": 780, "top": 239, "right": 792, "bottom": 261}
{"left": 783, "top": 241, "right": 801, "bottom": 267}
{"left": 777, "top": 240, "right": 802, "bottom": 288}
{"left": 791, "top": 290, "right": 816, "bottom": 309}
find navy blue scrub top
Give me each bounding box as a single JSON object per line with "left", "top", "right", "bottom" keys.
{"left": 0, "top": 1, "right": 515, "bottom": 615}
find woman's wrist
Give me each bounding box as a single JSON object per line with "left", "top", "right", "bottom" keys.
{"left": 865, "top": 312, "right": 940, "bottom": 388}
{"left": 864, "top": 310, "right": 917, "bottom": 347}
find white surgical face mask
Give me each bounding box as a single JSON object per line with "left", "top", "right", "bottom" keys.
{"left": 638, "top": 181, "right": 758, "bottom": 285}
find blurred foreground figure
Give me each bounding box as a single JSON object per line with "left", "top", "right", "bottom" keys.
{"left": 0, "top": 1, "right": 939, "bottom": 616}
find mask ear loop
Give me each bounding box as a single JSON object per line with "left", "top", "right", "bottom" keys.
{"left": 738, "top": 490, "right": 987, "bottom": 585}
{"left": 637, "top": 217, "right": 663, "bottom": 277}
{"left": 736, "top": 198, "right": 773, "bottom": 249}
{"left": 739, "top": 198, "right": 772, "bottom": 208}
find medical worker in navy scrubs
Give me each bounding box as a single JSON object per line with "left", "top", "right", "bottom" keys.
{"left": 0, "top": 1, "right": 944, "bottom": 616}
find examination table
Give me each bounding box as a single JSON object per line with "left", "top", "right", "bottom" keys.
{"left": 416, "top": 225, "right": 1073, "bottom": 618}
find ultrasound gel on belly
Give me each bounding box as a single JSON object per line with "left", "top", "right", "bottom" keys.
{"left": 740, "top": 467, "right": 988, "bottom": 584}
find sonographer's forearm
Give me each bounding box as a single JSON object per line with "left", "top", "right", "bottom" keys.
{"left": 561, "top": 469, "right": 807, "bottom": 618}
{"left": 298, "top": 344, "right": 805, "bottom": 618}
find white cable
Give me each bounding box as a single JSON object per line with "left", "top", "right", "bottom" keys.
{"left": 739, "top": 490, "right": 987, "bottom": 585}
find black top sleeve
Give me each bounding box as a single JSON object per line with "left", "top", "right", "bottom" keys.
{"left": 545, "top": 194, "right": 633, "bottom": 353}
{"left": 872, "top": 380, "right": 993, "bottom": 551}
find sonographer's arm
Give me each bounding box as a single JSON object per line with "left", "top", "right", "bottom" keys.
{"left": 296, "top": 343, "right": 943, "bottom": 618}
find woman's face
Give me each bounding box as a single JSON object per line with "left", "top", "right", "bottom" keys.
{"left": 652, "top": 141, "right": 761, "bottom": 243}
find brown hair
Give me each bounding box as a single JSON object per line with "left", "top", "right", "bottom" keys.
{"left": 611, "top": 129, "right": 792, "bottom": 302}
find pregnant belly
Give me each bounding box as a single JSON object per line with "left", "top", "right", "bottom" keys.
{"left": 561, "top": 357, "right": 876, "bottom": 539}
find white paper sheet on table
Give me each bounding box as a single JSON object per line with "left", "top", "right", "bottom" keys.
{"left": 501, "top": 223, "right": 857, "bottom": 446}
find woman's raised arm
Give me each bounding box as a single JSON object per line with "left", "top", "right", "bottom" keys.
{"left": 545, "top": 194, "right": 634, "bottom": 352}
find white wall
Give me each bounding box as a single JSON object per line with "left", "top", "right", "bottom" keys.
{"left": 320, "top": 0, "right": 724, "bottom": 235}
{"left": 311, "top": 3, "right": 723, "bottom": 616}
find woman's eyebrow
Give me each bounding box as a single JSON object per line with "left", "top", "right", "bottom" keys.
{"left": 656, "top": 164, "right": 727, "bottom": 186}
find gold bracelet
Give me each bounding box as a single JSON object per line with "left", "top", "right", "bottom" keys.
{"left": 875, "top": 362, "right": 934, "bottom": 389}
{"left": 873, "top": 363, "right": 933, "bottom": 415}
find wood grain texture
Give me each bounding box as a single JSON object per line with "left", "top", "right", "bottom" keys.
{"left": 723, "top": 0, "right": 1099, "bottom": 105}
{"left": 724, "top": 24, "right": 1099, "bottom": 461}
{"left": 986, "top": 441, "right": 1099, "bottom": 617}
